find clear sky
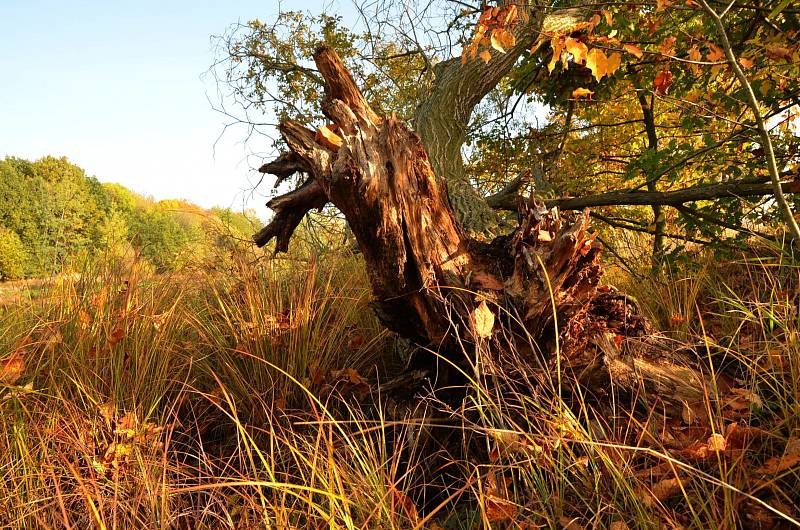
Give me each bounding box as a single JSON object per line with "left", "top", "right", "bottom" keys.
{"left": 0, "top": 1, "right": 355, "bottom": 220}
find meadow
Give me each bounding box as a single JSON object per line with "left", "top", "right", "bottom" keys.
{"left": 0, "top": 234, "right": 798, "bottom": 529}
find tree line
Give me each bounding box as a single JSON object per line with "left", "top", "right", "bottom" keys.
{"left": 0, "top": 156, "right": 259, "bottom": 280}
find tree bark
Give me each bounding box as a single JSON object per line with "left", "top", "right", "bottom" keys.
{"left": 255, "top": 46, "right": 713, "bottom": 411}
{"left": 413, "top": 4, "right": 588, "bottom": 233}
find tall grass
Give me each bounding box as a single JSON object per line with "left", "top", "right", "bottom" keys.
{"left": 0, "top": 243, "right": 798, "bottom": 528}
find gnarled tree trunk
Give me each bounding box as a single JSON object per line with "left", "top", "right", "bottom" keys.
{"left": 254, "top": 46, "right": 709, "bottom": 411}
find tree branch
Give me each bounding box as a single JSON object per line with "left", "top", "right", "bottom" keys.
{"left": 548, "top": 178, "right": 800, "bottom": 210}
{"left": 252, "top": 178, "right": 329, "bottom": 252}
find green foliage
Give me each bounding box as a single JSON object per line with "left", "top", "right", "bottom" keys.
{"left": 216, "top": 11, "right": 429, "bottom": 134}
{"left": 0, "top": 227, "right": 26, "bottom": 280}
{"left": 0, "top": 156, "right": 263, "bottom": 277}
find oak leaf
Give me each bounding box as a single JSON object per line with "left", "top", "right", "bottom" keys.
{"left": 765, "top": 45, "right": 792, "bottom": 61}
{"left": 548, "top": 37, "right": 565, "bottom": 73}
{"left": 472, "top": 271, "right": 504, "bottom": 290}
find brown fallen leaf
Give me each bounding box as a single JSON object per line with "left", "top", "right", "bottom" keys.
{"left": 391, "top": 487, "right": 419, "bottom": 524}
{"left": 560, "top": 516, "right": 586, "bottom": 530}
{"left": 645, "top": 476, "right": 684, "bottom": 506}
{"left": 472, "top": 300, "right": 495, "bottom": 339}
{"left": 486, "top": 494, "right": 517, "bottom": 522}
{"left": 0, "top": 353, "right": 25, "bottom": 385}
{"left": 759, "top": 455, "right": 798, "bottom": 476}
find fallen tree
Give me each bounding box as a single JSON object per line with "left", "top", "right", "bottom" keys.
{"left": 255, "top": 45, "right": 714, "bottom": 412}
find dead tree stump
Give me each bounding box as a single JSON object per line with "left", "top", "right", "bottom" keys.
{"left": 254, "top": 45, "right": 709, "bottom": 411}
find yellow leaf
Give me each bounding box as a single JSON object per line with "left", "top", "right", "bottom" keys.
{"left": 479, "top": 50, "right": 492, "bottom": 64}
{"left": 586, "top": 48, "right": 608, "bottom": 82}
{"left": 572, "top": 87, "right": 594, "bottom": 99}
{"left": 565, "top": 37, "right": 588, "bottom": 64}
{"left": 472, "top": 300, "right": 495, "bottom": 339}
{"left": 548, "top": 37, "right": 565, "bottom": 73}
{"left": 606, "top": 52, "right": 621, "bottom": 75}
{"left": 623, "top": 43, "right": 643, "bottom": 59}
{"left": 490, "top": 30, "right": 507, "bottom": 53}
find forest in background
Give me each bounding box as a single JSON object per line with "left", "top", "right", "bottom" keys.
{"left": 0, "top": 156, "right": 260, "bottom": 280}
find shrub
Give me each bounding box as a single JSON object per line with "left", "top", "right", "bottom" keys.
{"left": 0, "top": 226, "right": 27, "bottom": 280}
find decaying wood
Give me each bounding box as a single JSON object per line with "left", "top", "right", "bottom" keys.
{"left": 255, "top": 45, "right": 713, "bottom": 410}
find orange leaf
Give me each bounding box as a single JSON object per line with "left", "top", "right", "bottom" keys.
{"left": 765, "top": 45, "right": 792, "bottom": 61}
{"left": 739, "top": 57, "right": 754, "bottom": 68}
{"left": 659, "top": 36, "right": 677, "bottom": 56}
{"left": 315, "top": 124, "right": 343, "bottom": 150}
{"left": 623, "top": 43, "right": 643, "bottom": 59}
{"left": 479, "top": 50, "right": 492, "bottom": 64}
{"left": 653, "top": 69, "right": 673, "bottom": 95}
{"left": 572, "top": 87, "right": 594, "bottom": 99}
{"left": 490, "top": 28, "right": 516, "bottom": 53}
{"left": 706, "top": 43, "right": 725, "bottom": 62}
{"left": 109, "top": 326, "right": 126, "bottom": 346}
{"left": 391, "top": 487, "right": 420, "bottom": 524}
{"left": 656, "top": 0, "right": 672, "bottom": 11}
{"left": 644, "top": 477, "right": 684, "bottom": 506}
{"left": 586, "top": 48, "right": 608, "bottom": 82}
{"left": 602, "top": 9, "right": 613, "bottom": 26}
{"left": 688, "top": 45, "right": 702, "bottom": 75}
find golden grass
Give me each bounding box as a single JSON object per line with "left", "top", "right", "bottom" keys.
{"left": 1, "top": 242, "right": 798, "bottom": 529}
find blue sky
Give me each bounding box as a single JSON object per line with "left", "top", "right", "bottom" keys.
{"left": 0, "top": 1, "right": 355, "bottom": 220}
